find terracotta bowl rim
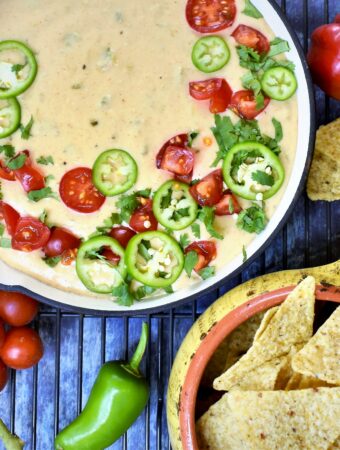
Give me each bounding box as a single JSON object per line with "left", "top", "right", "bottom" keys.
{"left": 179, "top": 284, "right": 340, "bottom": 450}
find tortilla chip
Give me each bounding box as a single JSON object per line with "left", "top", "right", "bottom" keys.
{"left": 213, "top": 277, "right": 315, "bottom": 391}
{"left": 292, "top": 306, "right": 340, "bottom": 385}
{"left": 285, "top": 372, "right": 334, "bottom": 390}
{"left": 307, "top": 118, "right": 340, "bottom": 201}
{"left": 228, "top": 388, "right": 340, "bottom": 450}
{"left": 330, "top": 437, "right": 340, "bottom": 449}
{"left": 253, "top": 307, "right": 279, "bottom": 342}
{"left": 201, "top": 311, "right": 265, "bottom": 387}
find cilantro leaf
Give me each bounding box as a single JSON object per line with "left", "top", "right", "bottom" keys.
{"left": 242, "top": 0, "right": 263, "bottom": 18}
{"left": 272, "top": 118, "right": 283, "bottom": 143}
{"left": 134, "top": 285, "right": 156, "bottom": 300}
{"left": 37, "top": 155, "right": 54, "bottom": 165}
{"left": 0, "top": 238, "right": 12, "bottom": 248}
{"left": 184, "top": 251, "right": 198, "bottom": 277}
{"left": 211, "top": 115, "right": 238, "bottom": 166}
{"left": 20, "top": 116, "right": 34, "bottom": 140}
{"left": 90, "top": 213, "right": 123, "bottom": 237}
{"left": 43, "top": 256, "right": 61, "bottom": 267}
{"left": 6, "top": 153, "right": 27, "bottom": 170}
{"left": 237, "top": 204, "right": 267, "bottom": 234}
{"left": 28, "top": 187, "right": 58, "bottom": 202}
{"left": 198, "top": 207, "right": 223, "bottom": 240}
{"left": 112, "top": 282, "right": 135, "bottom": 306}
{"left": 242, "top": 245, "right": 248, "bottom": 263}
{"left": 116, "top": 189, "right": 152, "bottom": 222}
{"left": 268, "top": 38, "right": 290, "bottom": 57}
{"left": 199, "top": 266, "right": 215, "bottom": 280}
{"left": 188, "top": 131, "right": 199, "bottom": 148}
{"left": 163, "top": 285, "right": 174, "bottom": 294}
{"left": 251, "top": 170, "right": 275, "bottom": 187}
{"left": 0, "top": 145, "right": 15, "bottom": 158}
{"left": 191, "top": 223, "right": 201, "bottom": 239}
{"left": 179, "top": 233, "right": 190, "bottom": 250}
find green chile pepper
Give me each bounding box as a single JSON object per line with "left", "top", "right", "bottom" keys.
{"left": 55, "top": 323, "right": 150, "bottom": 450}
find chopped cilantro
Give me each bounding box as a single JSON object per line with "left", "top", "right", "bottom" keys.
{"left": 43, "top": 256, "right": 61, "bottom": 267}
{"left": 191, "top": 223, "right": 201, "bottom": 239}
{"left": 45, "top": 174, "right": 55, "bottom": 183}
{"left": 0, "top": 238, "right": 12, "bottom": 248}
{"left": 0, "top": 145, "right": 15, "bottom": 158}
{"left": 199, "top": 266, "right": 215, "bottom": 280}
{"left": 198, "top": 207, "right": 223, "bottom": 240}
{"left": 229, "top": 197, "right": 235, "bottom": 215}
{"left": 184, "top": 251, "right": 198, "bottom": 277}
{"left": 37, "top": 155, "right": 54, "bottom": 165}
{"left": 251, "top": 170, "right": 275, "bottom": 186}
{"left": 112, "top": 282, "right": 135, "bottom": 306}
{"left": 268, "top": 38, "right": 290, "bottom": 57}
{"left": 28, "top": 187, "right": 58, "bottom": 202}
{"left": 179, "top": 233, "right": 190, "bottom": 249}
{"left": 242, "top": 245, "right": 248, "bottom": 263}
{"left": 188, "top": 131, "right": 199, "bottom": 148}
{"left": 116, "top": 189, "right": 152, "bottom": 222}
{"left": 20, "top": 116, "right": 34, "bottom": 140}
{"left": 272, "top": 118, "right": 283, "bottom": 143}
{"left": 6, "top": 153, "right": 27, "bottom": 170}
{"left": 134, "top": 285, "right": 156, "bottom": 300}
{"left": 90, "top": 213, "right": 122, "bottom": 237}
{"left": 237, "top": 204, "right": 267, "bottom": 234}
{"left": 242, "top": 0, "right": 263, "bottom": 18}
{"left": 163, "top": 285, "right": 174, "bottom": 294}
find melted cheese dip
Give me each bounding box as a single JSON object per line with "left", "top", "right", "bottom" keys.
{"left": 0, "top": 0, "right": 297, "bottom": 297}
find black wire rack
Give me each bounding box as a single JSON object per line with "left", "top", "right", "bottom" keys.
{"left": 0, "top": 0, "right": 339, "bottom": 449}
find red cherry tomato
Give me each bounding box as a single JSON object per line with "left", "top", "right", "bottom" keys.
{"left": 189, "top": 169, "right": 224, "bottom": 207}
{"left": 215, "top": 190, "right": 242, "bottom": 216}
{"left": 43, "top": 227, "right": 81, "bottom": 258}
{"left": 0, "top": 327, "right": 44, "bottom": 370}
{"left": 109, "top": 226, "right": 136, "bottom": 248}
{"left": 0, "top": 202, "right": 20, "bottom": 236}
{"left": 0, "top": 320, "right": 5, "bottom": 349}
{"left": 209, "top": 79, "right": 233, "bottom": 114}
{"left": 231, "top": 25, "right": 270, "bottom": 54}
{"left": 185, "top": 241, "right": 217, "bottom": 272}
{"left": 186, "top": 0, "right": 236, "bottom": 33}
{"left": 0, "top": 360, "right": 8, "bottom": 392}
{"left": 101, "top": 248, "right": 121, "bottom": 265}
{"left": 156, "top": 134, "right": 189, "bottom": 169}
{"left": 160, "top": 146, "right": 195, "bottom": 176}
{"left": 61, "top": 248, "right": 78, "bottom": 266}
{"left": 189, "top": 78, "right": 224, "bottom": 100}
{"left": 0, "top": 291, "right": 39, "bottom": 327}
{"left": 175, "top": 172, "right": 194, "bottom": 184}
{"left": 230, "top": 90, "right": 270, "bottom": 120}
{"left": 0, "top": 162, "right": 15, "bottom": 181}
{"left": 14, "top": 151, "right": 45, "bottom": 193}
{"left": 307, "top": 17, "right": 340, "bottom": 100}
{"left": 129, "top": 199, "right": 158, "bottom": 232}
{"left": 60, "top": 167, "right": 106, "bottom": 213}
{"left": 12, "top": 217, "right": 51, "bottom": 252}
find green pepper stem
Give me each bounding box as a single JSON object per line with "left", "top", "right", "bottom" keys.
{"left": 0, "top": 419, "right": 25, "bottom": 450}
{"left": 128, "top": 322, "right": 149, "bottom": 375}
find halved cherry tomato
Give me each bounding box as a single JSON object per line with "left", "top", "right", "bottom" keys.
{"left": 14, "top": 151, "right": 45, "bottom": 193}
{"left": 209, "top": 79, "right": 233, "bottom": 113}
{"left": 189, "top": 169, "right": 224, "bottom": 207}
{"left": 230, "top": 90, "right": 270, "bottom": 120}
{"left": 215, "top": 190, "right": 242, "bottom": 215}
{"left": 0, "top": 320, "right": 5, "bottom": 349}
{"left": 61, "top": 248, "right": 78, "bottom": 266}
{"left": 175, "top": 172, "right": 194, "bottom": 184}
{"left": 156, "top": 134, "right": 189, "bottom": 169}
{"left": 160, "top": 146, "right": 195, "bottom": 176}
{"left": 185, "top": 241, "right": 217, "bottom": 272}
{"left": 189, "top": 78, "right": 232, "bottom": 113}
{"left": 43, "top": 227, "right": 81, "bottom": 258}
{"left": 12, "top": 217, "right": 51, "bottom": 252}
{"left": 109, "top": 226, "right": 136, "bottom": 248}
{"left": 0, "top": 202, "right": 20, "bottom": 236}
{"left": 0, "top": 291, "right": 39, "bottom": 327}
{"left": 231, "top": 25, "right": 270, "bottom": 55}
{"left": 129, "top": 199, "right": 158, "bottom": 232}
{"left": 0, "top": 360, "right": 8, "bottom": 392}
{"left": 59, "top": 167, "right": 106, "bottom": 213}
{"left": 0, "top": 327, "right": 44, "bottom": 370}
{"left": 186, "top": 0, "right": 236, "bottom": 33}
{"left": 189, "top": 78, "right": 224, "bottom": 100}
{"left": 101, "top": 248, "right": 121, "bottom": 265}
{"left": 0, "top": 161, "right": 15, "bottom": 181}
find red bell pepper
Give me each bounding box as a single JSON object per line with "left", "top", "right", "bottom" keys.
{"left": 307, "top": 15, "right": 340, "bottom": 100}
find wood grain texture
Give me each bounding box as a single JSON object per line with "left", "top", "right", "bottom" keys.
{"left": 0, "top": 0, "right": 339, "bottom": 449}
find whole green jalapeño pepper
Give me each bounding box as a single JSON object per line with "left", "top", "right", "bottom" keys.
{"left": 55, "top": 323, "right": 150, "bottom": 450}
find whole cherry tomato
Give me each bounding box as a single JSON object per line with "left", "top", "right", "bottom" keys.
{"left": 307, "top": 16, "right": 340, "bottom": 100}
{"left": 0, "top": 360, "right": 8, "bottom": 392}
{"left": 43, "top": 227, "right": 81, "bottom": 258}
{"left": 0, "top": 327, "right": 44, "bottom": 370}
{"left": 0, "top": 291, "right": 39, "bottom": 327}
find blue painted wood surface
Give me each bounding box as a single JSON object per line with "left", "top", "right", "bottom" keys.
{"left": 0, "top": 0, "right": 339, "bottom": 449}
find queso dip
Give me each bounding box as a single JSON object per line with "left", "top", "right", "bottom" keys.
{"left": 0, "top": 0, "right": 298, "bottom": 303}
